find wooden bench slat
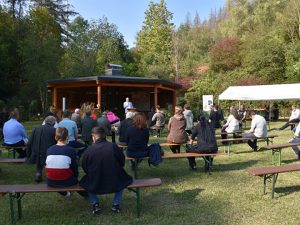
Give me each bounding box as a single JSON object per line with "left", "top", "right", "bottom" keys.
{"left": 221, "top": 135, "right": 278, "bottom": 142}
{"left": 126, "top": 152, "right": 222, "bottom": 160}
{"left": 0, "top": 158, "right": 26, "bottom": 163}
{"left": 265, "top": 142, "right": 300, "bottom": 150}
{"left": 247, "top": 164, "right": 300, "bottom": 176}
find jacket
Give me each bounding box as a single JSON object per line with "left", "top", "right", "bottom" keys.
{"left": 167, "top": 115, "right": 188, "bottom": 144}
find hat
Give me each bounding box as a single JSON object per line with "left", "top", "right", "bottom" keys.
{"left": 75, "top": 108, "right": 80, "bottom": 113}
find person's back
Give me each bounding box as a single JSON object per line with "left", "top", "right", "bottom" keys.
{"left": 152, "top": 111, "right": 165, "bottom": 127}
{"left": 81, "top": 112, "right": 97, "bottom": 144}
{"left": 58, "top": 116, "right": 77, "bottom": 142}
{"left": 252, "top": 114, "right": 267, "bottom": 137}
{"left": 183, "top": 107, "right": 194, "bottom": 131}
{"left": 97, "top": 113, "right": 112, "bottom": 135}
{"left": 71, "top": 109, "right": 81, "bottom": 132}
{"left": 3, "top": 118, "right": 26, "bottom": 144}
{"left": 167, "top": 114, "right": 188, "bottom": 144}
{"left": 119, "top": 118, "right": 133, "bottom": 143}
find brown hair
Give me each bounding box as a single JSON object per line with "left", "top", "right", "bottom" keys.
{"left": 184, "top": 104, "right": 190, "bottom": 110}
{"left": 132, "top": 113, "right": 147, "bottom": 129}
{"left": 174, "top": 105, "right": 183, "bottom": 115}
{"left": 55, "top": 127, "right": 68, "bottom": 142}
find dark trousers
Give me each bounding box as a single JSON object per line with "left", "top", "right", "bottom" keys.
{"left": 67, "top": 140, "right": 87, "bottom": 158}
{"left": 242, "top": 133, "right": 258, "bottom": 150}
{"left": 186, "top": 145, "right": 214, "bottom": 170}
{"left": 279, "top": 118, "right": 299, "bottom": 130}
{"left": 170, "top": 145, "right": 181, "bottom": 153}
{"left": 3, "top": 140, "right": 26, "bottom": 158}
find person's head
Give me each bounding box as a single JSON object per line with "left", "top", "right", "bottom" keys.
{"left": 155, "top": 105, "right": 161, "bottom": 112}
{"left": 91, "top": 126, "right": 106, "bottom": 142}
{"left": 102, "top": 111, "right": 108, "bottom": 117}
{"left": 9, "top": 109, "right": 19, "bottom": 120}
{"left": 250, "top": 110, "right": 256, "bottom": 119}
{"left": 44, "top": 116, "right": 56, "bottom": 127}
{"left": 126, "top": 97, "right": 130, "bottom": 102}
{"left": 85, "top": 110, "right": 91, "bottom": 117}
{"left": 292, "top": 105, "right": 297, "bottom": 110}
{"left": 215, "top": 104, "right": 219, "bottom": 110}
{"left": 75, "top": 108, "right": 80, "bottom": 114}
{"left": 62, "top": 110, "right": 70, "bottom": 119}
{"left": 184, "top": 104, "right": 190, "bottom": 110}
{"left": 132, "top": 113, "right": 147, "bottom": 129}
{"left": 55, "top": 127, "right": 68, "bottom": 143}
{"left": 198, "top": 115, "right": 215, "bottom": 143}
{"left": 174, "top": 105, "right": 183, "bottom": 115}
{"left": 230, "top": 107, "right": 239, "bottom": 120}
{"left": 239, "top": 105, "right": 245, "bottom": 110}
{"left": 126, "top": 111, "right": 135, "bottom": 119}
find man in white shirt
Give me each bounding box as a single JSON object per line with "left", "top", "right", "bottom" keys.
{"left": 277, "top": 105, "right": 300, "bottom": 130}
{"left": 242, "top": 111, "right": 267, "bottom": 151}
{"left": 288, "top": 122, "right": 300, "bottom": 159}
{"left": 123, "top": 97, "right": 133, "bottom": 114}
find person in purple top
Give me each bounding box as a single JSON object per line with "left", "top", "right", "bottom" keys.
{"left": 3, "top": 109, "right": 27, "bottom": 158}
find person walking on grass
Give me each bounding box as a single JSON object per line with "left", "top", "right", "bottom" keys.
{"left": 242, "top": 111, "right": 267, "bottom": 151}
{"left": 80, "top": 127, "right": 133, "bottom": 214}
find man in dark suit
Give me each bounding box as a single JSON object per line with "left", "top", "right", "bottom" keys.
{"left": 27, "top": 116, "right": 56, "bottom": 182}
{"left": 81, "top": 110, "right": 97, "bottom": 145}
{"left": 79, "top": 127, "right": 132, "bottom": 214}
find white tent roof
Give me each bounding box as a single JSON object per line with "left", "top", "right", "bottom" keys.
{"left": 218, "top": 83, "right": 300, "bottom": 101}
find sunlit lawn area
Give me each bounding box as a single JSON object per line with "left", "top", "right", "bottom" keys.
{"left": 1, "top": 120, "right": 300, "bottom": 225}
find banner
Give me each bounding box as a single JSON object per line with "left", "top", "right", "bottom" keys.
{"left": 203, "top": 95, "right": 213, "bottom": 111}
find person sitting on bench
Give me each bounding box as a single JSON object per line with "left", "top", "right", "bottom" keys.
{"left": 187, "top": 116, "right": 218, "bottom": 171}
{"left": 242, "top": 111, "right": 267, "bottom": 151}
{"left": 221, "top": 107, "right": 240, "bottom": 143}
{"left": 150, "top": 105, "right": 165, "bottom": 137}
{"left": 80, "top": 127, "right": 133, "bottom": 214}
{"left": 167, "top": 106, "right": 189, "bottom": 153}
{"left": 288, "top": 122, "right": 300, "bottom": 160}
{"left": 118, "top": 111, "right": 134, "bottom": 145}
{"left": 3, "top": 109, "right": 27, "bottom": 158}
{"left": 277, "top": 105, "right": 300, "bottom": 130}
{"left": 45, "top": 127, "right": 79, "bottom": 197}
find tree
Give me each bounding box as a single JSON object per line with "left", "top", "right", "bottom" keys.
{"left": 136, "top": 0, "right": 174, "bottom": 79}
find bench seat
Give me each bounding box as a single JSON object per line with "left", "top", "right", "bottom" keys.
{"left": 0, "top": 178, "right": 162, "bottom": 225}
{"left": 0, "top": 158, "right": 26, "bottom": 163}
{"left": 247, "top": 164, "right": 300, "bottom": 198}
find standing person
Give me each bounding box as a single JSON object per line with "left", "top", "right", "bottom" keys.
{"left": 71, "top": 108, "right": 82, "bottom": 133}
{"left": 118, "top": 112, "right": 134, "bottom": 145}
{"left": 167, "top": 106, "right": 189, "bottom": 153}
{"left": 147, "top": 107, "right": 155, "bottom": 129}
{"left": 238, "top": 105, "right": 247, "bottom": 129}
{"left": 221, "top": 107, "right": 240, "bottom": 141}
{"left": 80, "top": 127, "right": 133, "bottom": 214}
{"left": 58, "top": 110, "right": 87, "bottom": 157}
{"left": 97, "top": 111, "right": 112, "bottom": 135}
{"left": 3, "top": 109, "right": 27, "bottom": 158}
{"left": 183, "top": 104, "right": 194, "bottom": 135}
{"left": 288, "top": 122, "right": 300, "bottom": 159}
{"left": 187, "top": 116, "right": 218, "bottom": 170}
{"left": 277, "top": 105, "right": 300, "bottom": 130}
{"left": 209, "top": 104, "right": 223, "bottom": 129}
{"left": 126, "top": 113, "right": 149, "bottom": 158}
{"left": 151, "top": 105, "right": 165, "bottom": 137}
{"left": 81, "top": 110, "right": 97, "bottom": 145}
{"left": 27, "top": 116, "right": 56, "bottom": 182}
{"left": 45, "top": 127, "right": 79, "bottom": 197}
{"left": 242, "top": 111, "right": 267, "bottom": 151}
{"left": 123, "top": 97, "right": 133, "bottom": 114}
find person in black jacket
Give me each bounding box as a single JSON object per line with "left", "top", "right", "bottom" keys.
{"left": 27, "top": 116, "right": 56, "bottom": 182}
{"left": 118, "top": 112, "right": 134, "bottom": 144}
{"left": 187, "top": 116, "right": 218, "bottom": 171}
{"left": 79, "top": 127, "right": 133, "bottom": 214}
{"left": 81, "top": 110, "right": 97, "bottom": 145}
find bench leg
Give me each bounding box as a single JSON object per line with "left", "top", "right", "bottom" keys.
{"left": 9, "top": 193, "right": 24, "bottom": 225}
{"left": 128, "top": 187, "right": 141, "bottom": 217}
{"left": 263, "top": 174, "right": 278, "bottom": 198}
{"left": 202, "top": 156, "right": 212, "bottom": 175}
{"left": 272, "top": 149, "right": 282, "bottom": 165}
{"left": 271, "top": 174, "right": 278, "bottom": 199}
{"left": 9, "top": 193, "right": 16, "bottom": 225}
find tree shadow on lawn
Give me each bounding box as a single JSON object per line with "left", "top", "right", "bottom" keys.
{"left": 213, "top": 160, "right": 258, "bottom": 172}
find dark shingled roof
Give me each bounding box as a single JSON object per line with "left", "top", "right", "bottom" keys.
{"left": 47, "top": 75, "right": 182, "bottom": 89}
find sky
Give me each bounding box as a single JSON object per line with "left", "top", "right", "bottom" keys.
{"left": 69, "top": 0, "right": 225, "bottom": 48}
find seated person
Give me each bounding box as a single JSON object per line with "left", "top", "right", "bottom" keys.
{"left": 288, "top": 122, "right": 300, "bottom": 160}
{"left": 238, "top": 105, "right": 247, "bottom": 129}
{"left": 150, "top": 105, "right": 165, "bottom": 137}
{"left": 45, "top": 127, "right": 79, "bottom": 197}
{"left": 71, "top": 108, "right": 82, "bottom": 133}
{"left": 126, "top": 113, "right": 149, "bottom": 158}
{"left": 118, "top": 112, "right": 135, "bottom": 145}
{"left": 81, "top": 110, "right": 97, "bottom": 145}
{"left": 221, "top": 107, "right": 240, "bottom": 142}
{"left": 80, "top": 127, "right": 133, "bottom": 214}
{"left": 187, "top": 116, "right": 218, "bottom": 171}
{"left": 183, "top": 104, "right": 194, "bottom": 135}
{"left": 3, "top": 109, "right": 27, "bottom": 158}
{"left": 277, "top": 105, "right": 300, "bottom": 130}
{"left": 242, "top": 111, "right": 267, "bottom": 151}
{"left": 107, "top": 110, "right": 121, "bottom": 127}
{"left": 97, "top": 111, "right": 112, "bottom": 136}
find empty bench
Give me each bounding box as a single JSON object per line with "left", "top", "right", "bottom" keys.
{"left": 247, "top": 164, "right": 300, "bottom": 198}
{"left": 264, "top": 142, "right": 300, "bottom": 165}
{"left": 220, "top": 135, "right": 278, "bottom": 156}
{"left": 126, "top": 152, "right": 223, "bottom": 178}
{"left": 0, "top": 178, "right": 162, "bottom": 225}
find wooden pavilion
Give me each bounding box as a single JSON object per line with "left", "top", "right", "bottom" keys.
{"left": 47, "top": 69, "right": 181, "bottom": 116}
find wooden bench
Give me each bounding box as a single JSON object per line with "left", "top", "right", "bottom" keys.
{"left": 263, "top": 142, "right": 300, "bottom": 165}
{"left": 126, "top": 152, "right": 223, "bottom": 178}
{"left": 220, "top": 135, "right": 278, "bottom": 156}
{"left": 215, "top": 130, "right": 243, "bottom": 136}
{"left": 0, "top": 178, "right": 162, "bottom": 225}
{"left": 0, "top": 146, "right": 26, "bottom": 159}
{"left": 247, "top": 164, "right": 300, "bottom": 198}
{"left": 119, "top": 142, "right": 187, "bottom": 150}
{"left": 0, "top": 158, "right": 26, "bottom": 163}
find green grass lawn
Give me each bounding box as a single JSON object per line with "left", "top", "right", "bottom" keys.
{"left": 1, "top": 121, "right": 300, "bottom": 225}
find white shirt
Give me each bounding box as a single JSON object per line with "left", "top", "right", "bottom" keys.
{"left": 123, "top": 101, "right": 133, "bottom": 113}
{"left": 294, "top": 123, "right": 300, "bottom": 137}
{"left": 251, "top": 115, "right": 267, "bottom": 137}
{"left": 224, "top": 115, "right": 240, "bottom": 132}
{"left": 290, "top": 108, "right": 300, "bottom": 121}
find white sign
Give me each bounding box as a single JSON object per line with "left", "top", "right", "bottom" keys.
{"left": 203, "top": 95, "right": 213, "bottom": 111}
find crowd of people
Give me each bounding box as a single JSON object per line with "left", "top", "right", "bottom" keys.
{"left": 2, "top": 100, "right": 300, "bottom": 214}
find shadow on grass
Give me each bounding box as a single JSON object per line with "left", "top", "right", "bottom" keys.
{"left": 281, "top": 158, "right": 299, "bottom": 164}
{"left": 275, "top": 185, "right": 300, "bottom": 197}
{"left": 213, "top": 160, "right": 258, "bottom": 172}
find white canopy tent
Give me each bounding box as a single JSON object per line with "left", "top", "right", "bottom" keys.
{"left": 218, "top": 83, "right": 300, "bottom": 101}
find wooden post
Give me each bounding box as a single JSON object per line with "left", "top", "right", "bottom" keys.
{"left": 97, "top": 85, "right": 101, "bottom": 110}
{"left": 154, "top": 86, "right": 158, "bottom": 107}
{"left": 53, "top": 88, "right": 57, "bottom": 108}
{"left": 172, "top": 91, "right": 176, "bottom": 114}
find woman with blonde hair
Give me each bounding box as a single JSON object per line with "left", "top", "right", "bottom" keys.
{"left": 167, "top": 106, "right": 189, "bottom": 153}
{"left": 221, "top": 107, "right": 240, "bottom": 142}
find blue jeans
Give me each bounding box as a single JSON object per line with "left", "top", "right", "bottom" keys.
{"left": 88, "top": 190, "right": 124, "bottom": 205}
{"left": 242, "top": 133, "right": 257, "bottom": 150}
{"left": 289, "top": 137, "right": 300, "bottom": 156}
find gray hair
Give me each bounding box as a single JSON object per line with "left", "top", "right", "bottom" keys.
{"left": 44, "top": 116, "right": 56, "bottom": 126}
{"left": 126, "top": 112, "right": 135, "bottom": 119}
